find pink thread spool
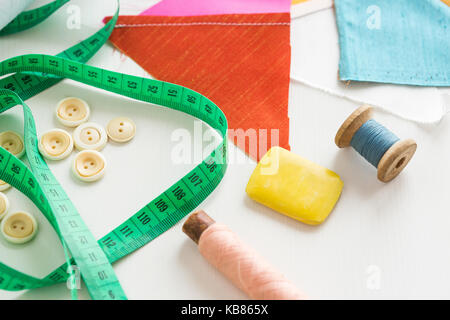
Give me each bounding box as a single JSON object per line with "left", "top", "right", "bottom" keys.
{"left": 182, "top": 210, "right": 307, "bottom": 300}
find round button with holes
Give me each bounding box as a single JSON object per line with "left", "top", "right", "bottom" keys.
{"left": 0, "top": 131, "right": 25, "bottom": 158}
{"left": 39, "top": 128, "right": 74, "bottom": 161}
{"left": 0, "top": 180, "right": 10, "bottom": 192}
{"left": 56, "top": 97, "right": 90, "bottom": 127}
{"left": 1, "top": 211, "right": 38, "bottom": 244}
{"left": 107, "top": 117, "right": 136, "bottom": 143}
{"left": 73, "top": 122, "right": 107, "bottom": 151}
{"left": 0, "top": 192, "right": 9, "bottom": 220}
{"left": 72, "top": 150, "right": 106, "bottom": 182}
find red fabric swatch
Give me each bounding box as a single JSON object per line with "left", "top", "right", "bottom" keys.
{"left": 104, "top": 13, "right": 291, "bottom": 160}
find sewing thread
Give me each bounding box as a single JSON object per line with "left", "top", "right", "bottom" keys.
{"left": 183, "top": 211, "right": 306, "bottom": 300}
{"left": 350, "top": 119, "right": 400, "bottom": 168}
{"left": 199, "top": 223, "right": 306, "bottom": 300}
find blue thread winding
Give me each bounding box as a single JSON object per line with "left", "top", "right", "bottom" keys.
{"left": 350, "top": 119, "right": 399, "bottom": 168}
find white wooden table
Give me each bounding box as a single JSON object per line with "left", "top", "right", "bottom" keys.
{"left": 0, "top": 0, "right": 449, "bottom": 299}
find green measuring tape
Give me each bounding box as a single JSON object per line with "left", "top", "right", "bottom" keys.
{"left": 0, "top": 0, "right": 70, "bottom": 36}
{"left": 0, "top": 1, "right": 228, "bottom": 300}
{"left": 1, "top": 0, "right": 124, "bottom": 300}
{"left": 0, "top": 1, "right": 118, "bottom": 101}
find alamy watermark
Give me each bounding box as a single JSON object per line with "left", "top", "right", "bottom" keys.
{"left": 366, "top": 265, "right": 381, "bottom": 291}
{"left": 366, "top": 5, "right": 381, "bottom": 30}
{"left": 170, "top": 121, "right": 281, "bottom": 175}
{"left": 66, "top": 265, "right": 81, "bottom": 290}
{"left": 66, "top": 5, "right": 81, "bottom": 30}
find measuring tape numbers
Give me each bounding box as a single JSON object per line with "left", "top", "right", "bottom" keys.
{"left": 0, "top": 1, "right": 126, "bottom": 300}
{"left": 0, "top": 54, "right": 228, "bottom": 298}
{"left": 0, "top": 0, "right": 70, "bottom": 36}
{"left": 0, "top": 0, "right": 226, "bottom": 300}
{"left": 0, "top": 5, "right": 118, "bottom": 102}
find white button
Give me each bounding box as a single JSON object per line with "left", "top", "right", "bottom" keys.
{"left": 1, "top": 211, "right": 38, "bottom": 244}
{"left": 0, "top": 192, "right": 9, "bottom": 220}
{"left": 107, "top": 117, "right": 136, "bottom": 143}
{"left": 72, "top": 150, "right": 106, "bottom": 182}
{"left": 56, "top": 97, "right": 90, "bottom": 127}
{"left": 0, "top": 131, "right": 25, "bottom": 158}
{"left": 73, "top": 122, "right": 107, "bottom": 151}
{"left": 39, "top": 129, "right": 74, "bottom": 161}
{"left": 0, "top": 179, "right": 10, "bottom": 192}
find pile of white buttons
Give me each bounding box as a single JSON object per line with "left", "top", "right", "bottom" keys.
{"left": 48, "top": 97, "right": 136, "bottom": 182}
{"left": 0, "top": 97, "right": 136, "bottom": 244}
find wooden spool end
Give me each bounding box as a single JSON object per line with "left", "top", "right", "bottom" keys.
{"left": 377, "top": 139, "right": 417, "bottom": 182}
{"left": 335, "top": 105, "right": 373, "bottom": 148}
{"left": 182, "top": 210, "right": 215, "bottom": 244}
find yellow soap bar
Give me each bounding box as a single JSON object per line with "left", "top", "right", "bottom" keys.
{"left": 246, "top": 147, "right": 343, "bottom": 225}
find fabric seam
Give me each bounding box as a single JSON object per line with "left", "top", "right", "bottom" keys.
{"left": 114, "top": 22, "right": 290, "bottom": 28}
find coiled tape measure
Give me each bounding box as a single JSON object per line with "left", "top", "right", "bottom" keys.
{"left": 0, "top": 0, "right": 228, "bottom": 300}
{"left": 0, "top": 0, "right": 70, "bottom": 36}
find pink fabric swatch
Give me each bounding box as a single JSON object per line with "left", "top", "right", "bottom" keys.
{"left": 140, "top": 0, "right": 291, "bottom": 16}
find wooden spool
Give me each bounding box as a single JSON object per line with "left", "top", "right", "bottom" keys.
{"left": 182, "top": 210, "right": 215, "bottom": 244}
{"left": 335, "top": 105, "right": 417, "bottom": 183}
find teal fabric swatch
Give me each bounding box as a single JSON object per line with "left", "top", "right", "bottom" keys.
{"left": 335, "top": 0, "right": 450, "bottom": 86}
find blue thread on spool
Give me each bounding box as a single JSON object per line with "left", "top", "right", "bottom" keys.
{"left": 336, "top": 106, "right": 417, "bottom": 182}
{"left": 350, "top": 119, "right": 400, "bottom": 168}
